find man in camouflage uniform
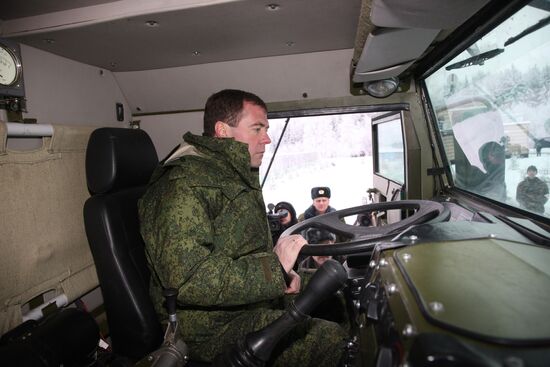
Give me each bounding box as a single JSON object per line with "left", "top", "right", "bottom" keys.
{"left": 516, "top": 165, "right": 549, "bottom": 214}
{"left": 139, "top": 89, "right": 346, "bottom": 365}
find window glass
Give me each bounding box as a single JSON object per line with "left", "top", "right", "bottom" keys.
{"left": 374, "top": 117, "right": 405, "bottom": 184}
{"left": 260, "top": 112, "right": 373, "bottom": 223}
{"left": 425, "top": 1, "right": 550, "bottom": 217}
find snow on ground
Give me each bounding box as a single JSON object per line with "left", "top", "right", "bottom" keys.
{"left": 262, "top": 156, "right": 373, "bottom": 224}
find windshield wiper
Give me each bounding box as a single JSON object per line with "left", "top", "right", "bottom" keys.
{"left": 504, "top": 14, "right": 550, "bottom": 46}
{"left": 446, "top": 14, "right": 550, "bottom": 71}
{"left": 445, "top": 48, "right": 504, "bottom": 70}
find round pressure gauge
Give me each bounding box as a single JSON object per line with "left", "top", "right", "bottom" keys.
{"left": 0, "top": 43, "right": 22, "bottom": 87}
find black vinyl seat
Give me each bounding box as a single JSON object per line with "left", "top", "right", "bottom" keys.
{"left": 83, "top": 127, "right": 162, "bottom": 360}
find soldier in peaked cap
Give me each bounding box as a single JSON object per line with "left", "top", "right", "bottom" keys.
{"left": 298, "top": 186, "right": 337, "bottom": 222}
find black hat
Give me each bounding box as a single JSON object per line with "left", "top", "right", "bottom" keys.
{"left": 305, "top": 228, "right": 336, "bottom": 244}
{"left": 311, "top": 187, "right": 331, "bottom": 200}
{"left": 274, "top": 201, "right": 297, "bottom": 224}
{"left": 527, "top": 165, "right": 538, "bottom": 173}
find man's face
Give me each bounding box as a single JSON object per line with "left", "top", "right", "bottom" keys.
{"left": 527, "top": 169, "right": 537, "bottom": 178}
{"left": 277, "top": 209, "right": 291, "bottom": 225}
{"left": 486, "top": 146, "right": 505, "bottom": 166}
{"left": 225, "top": 101, "right": 271, "bottom": 168}
{"left": 313, "top": 197, "right": 330, "bottom": 213}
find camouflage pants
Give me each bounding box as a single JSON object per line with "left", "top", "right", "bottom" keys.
{"left": 187, "top": 308, "right": 347, "bottom": 366}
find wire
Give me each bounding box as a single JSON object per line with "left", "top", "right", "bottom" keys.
{"left": 261, "top": 117, "right": 290, "bottom": 189}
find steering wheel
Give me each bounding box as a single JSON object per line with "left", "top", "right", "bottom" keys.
{"left": 280, "top": 200, "right": 449, "bottom": 256}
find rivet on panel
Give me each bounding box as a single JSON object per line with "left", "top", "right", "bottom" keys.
{"left": 429, "top": 301, "right": 444, "bottom": 313}
{"left": 402, "top": 324, "right": 416, "bottom": 337}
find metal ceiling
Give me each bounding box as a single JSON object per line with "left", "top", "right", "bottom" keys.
{"left": 2, "top": 0, "right": 362, "bottom": 72}
{"left": 1, "top": 0, "right": 117, "bottom": 20}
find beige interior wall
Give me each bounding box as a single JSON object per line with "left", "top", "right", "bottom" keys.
{"left": 123, "top": 49, "right": 356, "bottom": 159}
{"left": 114, "top": 49, "right": 354, "bottom": 115}
{"left": 20, "top": 44, "right": 129, "bottom": 128}
{"left": 138, "top": 111, "right": 203, "bottom": 160}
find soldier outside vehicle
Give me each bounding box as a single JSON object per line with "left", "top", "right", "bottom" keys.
{"left": 516, "top": 165, "right": 549, "bottom": 214}
{"left": 298, "top": 187, "right": 337, "bottom": 221}
{"left": 298, "top": 228, "right": 338, "bottom": 271}
{"left": 297, "top": 228, "right": 348, "bottom": 331}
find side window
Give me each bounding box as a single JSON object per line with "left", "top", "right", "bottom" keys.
{"left": 373, "top": 114, "right": 405, "bottom": 185}
{"left": 371, "top": 112, "right": 406, "bottom": 224}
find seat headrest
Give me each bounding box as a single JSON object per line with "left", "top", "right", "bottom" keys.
{"left": 86, "top": 128, "right": 158, "bottom": 194}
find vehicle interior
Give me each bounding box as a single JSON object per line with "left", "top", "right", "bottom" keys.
{"left": 1, "top": 0, "right": 549, "bottom": 366}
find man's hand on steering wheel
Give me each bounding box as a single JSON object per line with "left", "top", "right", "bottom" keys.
{"left": 273, "top": 234, "right": 307, "bottom": 273}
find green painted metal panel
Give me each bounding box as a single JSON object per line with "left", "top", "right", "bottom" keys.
{"left": 395, "top": 239, "right": 550, "bottom": 341}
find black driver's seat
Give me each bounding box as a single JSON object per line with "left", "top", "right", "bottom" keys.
{"left": 83, "top": 127, "right": 163, "bottom": 361}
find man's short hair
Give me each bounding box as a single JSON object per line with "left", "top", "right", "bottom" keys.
{"left": 311, "top": 187, "right": 331, "bottom": 200}
{"left": 203, "top": 89, "right": 267, "bottom": 136}
{"left": 527, "top": 165, "right": 538, "bottom": 173}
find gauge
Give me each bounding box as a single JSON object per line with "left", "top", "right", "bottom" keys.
{"left": 0, "top": 43, "right": 21, "bottom": 86}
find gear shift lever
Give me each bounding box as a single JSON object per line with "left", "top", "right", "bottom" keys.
{"left": 213, "top": 259, "right": 348, "bottom": 366}
{"left": 135, "top": 288, "right": 189, "bottom": 367}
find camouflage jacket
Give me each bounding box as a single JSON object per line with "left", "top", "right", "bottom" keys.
{"left": 138, "top": 132, "right": 286, "bottom": 339}
{"left": 516, "top": 176, "right": 549, "bottom": 213}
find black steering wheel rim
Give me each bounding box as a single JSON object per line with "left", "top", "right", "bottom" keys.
{"left": 281, "top": 200, "right": 449, "bottom": 256}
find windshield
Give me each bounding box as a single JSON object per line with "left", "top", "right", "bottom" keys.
{"left": 425, "top": 1, "right": 550, "bottom": 218}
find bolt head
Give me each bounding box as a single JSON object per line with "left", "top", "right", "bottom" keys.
{"left": 429, "top": 301, "right": 445, "bottom": 313}
{"left": 402, "top": 324, "right": 416, "bottom": 337}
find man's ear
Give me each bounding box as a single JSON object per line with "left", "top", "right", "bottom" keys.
{"left": 214, "top": 121, "right": 228, "bottom": 138}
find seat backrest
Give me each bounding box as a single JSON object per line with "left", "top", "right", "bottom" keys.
{"left": 83, "top": 127, "right": 161, "bottom": 360}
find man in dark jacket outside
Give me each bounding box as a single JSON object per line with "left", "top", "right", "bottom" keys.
{"left": 298, "top": 187, "right": 337, "bottom": 221}
{"left": 516, "top": 165, "right": 549, "bottom": 214}
{"left": 138, "top": 89, "right": 346, "bottom": 366}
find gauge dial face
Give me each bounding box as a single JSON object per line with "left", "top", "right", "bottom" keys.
{"left": 0, "top": 44, "right": 20, "bottom": 86}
